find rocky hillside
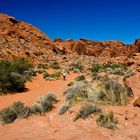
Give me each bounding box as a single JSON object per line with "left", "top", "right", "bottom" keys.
{"left": 0, "top": 14, "right": 55, "bottom": 64}
{"left": 0, "top": 13, "right": 140, "bottom": 64}
{"left": 53, "top": 38, "right": 140, "bottom": 57}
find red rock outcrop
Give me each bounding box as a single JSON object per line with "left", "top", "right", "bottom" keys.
{"left": 0, "top": 13, "right": 140, "bottom": 65}
{"left": 53, "top": 38, "right": 139, "bottom": 57}
{"left": 0, "top": 14, "right": 55, "bottom": 64}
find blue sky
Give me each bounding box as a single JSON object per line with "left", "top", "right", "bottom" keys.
{"left": 0, "top": 0, "right": 140, "bottom": 44}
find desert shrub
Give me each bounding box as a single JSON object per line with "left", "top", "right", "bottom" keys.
{"left": 91, "top": 63, "right": 103, "bottom": 72}
{"left": 74, "top": 104, "right": 102, "bottom": 121}
{"left": 64, "top": 80, "right": 91, "bottom": 103}
{"left": 37, "top": 63, "right": 48, "bottom": 69}
{"left": 51, "top": 61, "right": 60, "bottom": 69}
{"left": 91, "top": 62, "right": 126, "bottom": 73}
{"left": 24, "top": 68, "right": 36, "bottom": 79}
{"left": 10, "top": 58, "right": 33, "bottom": 74}
{"left": 0, "top": 101, "right": 30, "bottom": 124}
{"left": 30, "top": 93, "right": 57, "bottom": 114}
{"left": 91, "top": 72, "right": 101, "bottom": 80}
{"left": 0, "top": 71, "right": 27, "bottom": 93}
{"left": 11, "top": 101, "right": 30, "bottom": 118}
{"left": 59, "top": 102, "right": 71, "bottom": 115}
{"left": 64, "top": 75, "right": 133, "bottom": 106}
{"left": 0, "top": 94, "right": 58, "bottom": 125}
{"left": 91, "top": 75, "right": 133, "bottom": 105}
{"left": 30, "top": 103, "right": 43, "bottom": 114}
{"left": 0, "top": 58, "right": 33, "bottom": 94}
{"left": 96, "top": 111, "right": 118, "bottom": 129}
{"left": 47, "top": 71, "right": 61, "bottom": 78}
{"left": 0, "top": 107, "right": 17, "bottom": 124}
{"left": 103, "top": 63, "right": 126, "bottom": 70}
{"left": 70, "top": 62, "right": 83, "bottom": 72}
{"left": 75, "top": 75, "right": 86, "bottom": 81}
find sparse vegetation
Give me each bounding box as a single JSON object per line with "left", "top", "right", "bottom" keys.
{"left": 0, "top": 101, "right": 30, "bottom": 124}
{"left": 74, "top": 104, "right": 102, "bottom": 121}
{"left": 0, "top": 93, "right": 58, "bottom": 125}
{"left": 70, "top": 62, "right": 83, "bottom": 72}
{"left": 96, "top": 111, "right": 118, "bottom": 129}
{"left": 63, "top": 74, "right": 133, "bottom": 106}
{"left": 30, "top": 93, "right": 57, "bottom": 114}
{"left": 42, "top": 70, "right": 61, "bottom": 80}
{"left": 48, "top": 71, "right": 61, "bottom": 78}
{"left": 91, "top": 75, "right": 133, "bottom": 105}
{"left": 91, "top": 62, "right": 126, "bottom": 74}
{"left": 37, "top": 63, "right": 48, "bottom": 69}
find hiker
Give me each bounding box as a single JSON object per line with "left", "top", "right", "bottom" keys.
{"left": 63, "top": 72, "right": 66, "bottom": 80}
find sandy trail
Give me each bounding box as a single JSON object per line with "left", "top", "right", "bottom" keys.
{"left": 0, "top": 72, "right": 78, "bottom": 109}
{"left": 0, "top": 72, "right": 139, "bottom": 140}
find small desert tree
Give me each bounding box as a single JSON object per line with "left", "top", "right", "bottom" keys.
{"left": 0, "top": 58, "right": 33, "bottom": 94}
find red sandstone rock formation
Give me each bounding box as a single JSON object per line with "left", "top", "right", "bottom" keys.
{"left": 0, "top": 13, "right": 140, "bottom": 65}
{"left": 0, "top": 14, "right": 55, "bottom": 64}
{"left": 53, "top": 38, "right": 139, "bottom": 57}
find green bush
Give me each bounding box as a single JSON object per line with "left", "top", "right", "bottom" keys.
{"left": 0, "top": 58, "right": 33, "bottom": 94}
{"left": 91, "top": 62, "right": 126, "bottom": 73}
{"left": 70, "top": 62, "right": 83, "bottom": 72}
{"left": 91, "top": 63, "right": 103, "bottom": 72}
{"left": 51, "top": 61, "right": 60, "bottom": 69}
{"left": 37, "top": 63, "right": 48, "bottom": 69}
{"left": 47, "top": 71, "right": 61, "bottom": 79}
{"left": 11, "top": 58, "right": 32, "bottom": 74}
{"left": 0, "top": 101, "right": 30, "bottom": 124}
{"left": 74, "top": 104, "right": 102, "bottom": 121}
{"left": 96, "top": 111, "right": 118, "bottom": 129}
{"left": 0, "top": 107, "right": 17, "bottom": 124}
{"left": 43, "top": 71, "right": 61, "bottom": 80}
{"left": 11, "top": 101, "right": 30, "bottom": 119}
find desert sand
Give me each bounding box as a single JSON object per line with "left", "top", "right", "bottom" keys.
{"left": 0, "top": 72, "right": 139, "bottom": 140}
